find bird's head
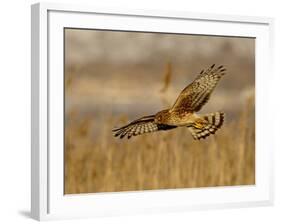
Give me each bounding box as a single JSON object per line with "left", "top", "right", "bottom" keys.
{"left": 155, "top": 109, "right": 169, "bottom": 124}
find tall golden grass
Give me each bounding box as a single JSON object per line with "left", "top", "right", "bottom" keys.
{"left": 64, "top": 95, "right": 255, "bottom": 194}
{"left": 160, "top": 62, "right": 172, "bottom": 93}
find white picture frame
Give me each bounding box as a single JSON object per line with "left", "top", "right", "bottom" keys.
{"left": 31, "top": 2, "right": 274, "bottom": 221}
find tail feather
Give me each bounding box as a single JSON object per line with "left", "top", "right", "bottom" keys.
{"left": 188, "top": 112, "right": 225, "bottom": 140}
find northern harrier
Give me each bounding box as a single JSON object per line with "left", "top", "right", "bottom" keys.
{"left": 113, "top": 64, "right": 226, "bottom": 140}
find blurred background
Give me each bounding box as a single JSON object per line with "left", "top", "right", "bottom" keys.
{"left": 64, "top": 28, "right": 255, "bottom": 194}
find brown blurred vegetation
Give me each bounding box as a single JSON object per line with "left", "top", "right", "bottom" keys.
{"left": 64, "top": 29, "right": 255, "bottom": 194}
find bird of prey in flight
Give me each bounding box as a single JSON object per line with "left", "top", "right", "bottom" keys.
{"left": 113, "top": 64, "right": 226, "bottom": 140}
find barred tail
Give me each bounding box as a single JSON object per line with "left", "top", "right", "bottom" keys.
{"left": 188, "top": 112, "right": 225, "bottom": 140}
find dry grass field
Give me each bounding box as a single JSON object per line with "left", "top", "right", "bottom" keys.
{"left": 64, "top": 29, "right": 255, "bottom": 194}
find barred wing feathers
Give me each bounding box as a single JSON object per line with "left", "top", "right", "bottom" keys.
{"left": 171, "top": 64, "right": 226, "bottom": 112}
{"left": 112, "top": 115, "right": 176, "bottom": 139}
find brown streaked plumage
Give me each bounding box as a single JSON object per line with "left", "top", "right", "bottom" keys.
{"left": 113, "top": 64, "right": 226, "bottom": 140}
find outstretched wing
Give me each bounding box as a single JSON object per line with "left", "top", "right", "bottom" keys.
{"left": 112, "top": 115, "right": 176, "bottom": 139}
{"left": 171, "top": 64, "right": 226, "bottom": 112}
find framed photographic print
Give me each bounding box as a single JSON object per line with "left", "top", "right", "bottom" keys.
{"left": 31, "top": 2, "right": 274, "bottom": 221}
